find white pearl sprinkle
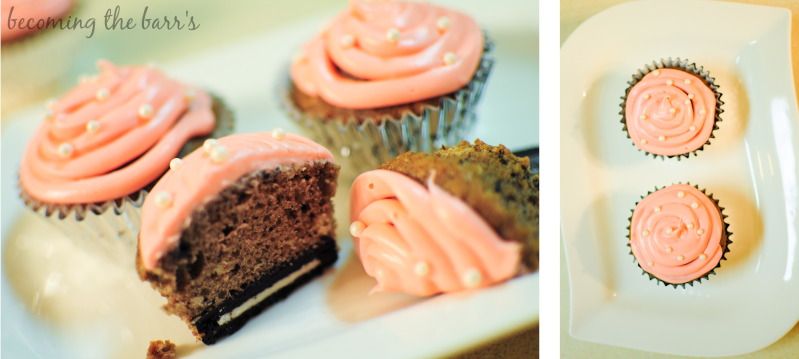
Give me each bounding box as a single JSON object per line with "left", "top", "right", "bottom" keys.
{"left": 665, "top": 227, "right": 672, "bottom": 234}
{"left": 271, "top": 128, "right": 286, "bottom": 140}
{"left": 340, "top": 34, "right": 355, "bottom": 48}
{"left": 643, "top": 94, "right": 651, "bottom": 100}
{"left": 688, "top": 93, "right": 695, "bottom": 99}
{"left": 691, "top": 202, "right": 699, "bottom": 209}
{"left": 677, "top": 191, "right": 685, "bottom": 198}
{"left": 689, "top": 125, "right": 696, "bottom": 131}
{"left": 96, "top": 88, "right": 109, "bottom": 101}
{"left": 138, "top": 104, "right": 154, "bottom": 119}
{"left": 697, "top": 228, "right": 705, "bottom": 235}
{"left": 640, "top": 139, "right": 648, "bottom": 145}
{"left": 643, "top": 229, "right": 650, "bottom": 236}
{"left": 699, "top": 254, "right": 707, "bottom": 260}
{"left": 155, "top": 192, "right": 173, "bottom": 208}
{"left": 684, "top": 79, "right": 691, "bottom": 85}
{"left": 436, "top": 16, "right": 451, "bottom": 31}
{"left": 57, "top": 143, "right": 74, "bottom": 158}
{"left": 462, "top": 268, "right": 482, "bottom": 288}
{"left": 169, "top": 158, "right": 182, "bottom": 170}
{"left": 85, "top": 120, "right": 100, "bottom": 133}
{"left": 684, "top": 99, "right": 691, "bottom": 105}
{"left": 676, "top": 255, "right": 684, "bottom": 261}
{"left": 666, "top": 246, "right": 673, "bottom": 253}
{"left": 639, "top": 114, "right": 647, "bottom": 120}
{"left": 652, "top": 70, "right": 661, "bottom": 76}
{"left": 209, "top": 145, "right": 229, "bottom": 163}
{"left": 386, "top": 28, "right": 400, "bottom": 42}
{"left": 414, "top": 261, "right": 430, "bottom": 277}
{"left": 666, "top": 80, "right": 674, "bottom": 86}
{"left": 687, "top": 222, "right": 694, "bottom": 229}
{"left": 443, "top": 52, "right": 458, "bottom": 66}
{"left": 349, "top": 221, "right": 366, "bottom": 237}
{"left": 658, "top": 135, "right": 666, "bottom": 142}
{"left": 669, "top": 108, "right": 676, "bottom": 114}
{"left": 202, "top": 139, "right": 218, "bottom": 154}
{"left": 654, "top": 206, "right": 661, "bottom": 213}
{"left": 340, "top": 146, "right": 351, "bottom": 157}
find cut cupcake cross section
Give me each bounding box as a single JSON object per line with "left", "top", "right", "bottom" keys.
{"left": 137, "top": 131, "right": 340, "bottom": 344}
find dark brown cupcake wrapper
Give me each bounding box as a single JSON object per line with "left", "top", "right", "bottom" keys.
{"left": 626, "top": 182, "right": 732, "bottom": 288}
{"left": 282, "top": 33, "right": 495, "bottom": 179}
{"left": 620, "top": 58, "right": 725, "bottom": 160}
{"left": 18, "top": 94, "right": 235, "bottom": 264}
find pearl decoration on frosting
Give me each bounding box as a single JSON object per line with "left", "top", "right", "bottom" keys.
{"left": 96, "top": 88, "right": 110, "bottom": 101}
{"left": 462, "top": 268, "right": 482, "bottom": 288}
{"left": 677, "top": 191, "right": 685, "bottom": 198}
{"left": 169, "top": 158, "right": 182, "bottom": 170}
{"left": 443, "top": 52, "right": 458, "bottom": 66}
{"left": 57, "top": 143, "right": 74, "bottom": 158}
{"left": 658, "top": 135, "right": 666, "bottom": 142}
{"left": 436, "top": 16, "right": 451, "bottom": 31}
{"left": 684, "top": 99, "right": 691, "bottom": 105}
{"left": 643, "top": 229, "right": 650, "bottom": 236}
{"left": 654, "top": 206, "right": 661, "bottom": 213}
{"left": 669, "top": 108, "right": 676, "bottom": 114}
{"left": 209, "top": 145, "right": 229, "bottom": 164}
{"left": 414, "top": 261, "right": 430, "bottom": 277}
{"left": 689, "top": 125, "right": 696, "bottom": 131}
{"left": 691, "top": 202, "right": 699, "bottom": 209}
{"left": 647, "top": 260, "right": 654, "bottom": 266}
{"left": 697, "top": 228, "right": 705, "bottom": 235}
{"left": 340, "top": 34, "right": 355, "bottom": 48}
{"left": 666, "top": 80, "right": 674, "bottom": 86}
{"left": 676, "top": 255, "right": 684, "bottom": 261}
{"left": 349, "top": 220, "right": 366, "bottom": 237}
{"left": 639, "top": 114, "right": 647, "bottom": 120}
{"left": 643, "top": 94, "right": 651, "bottom": 99}
{"left": 684, "top": 79, "right": 691, "bottom": 85}
{"left": 138, "top": 104, "right": 154, "bottom": 119}
{"left": 271, "top": 128, "right": 286, "bottom": 140}
{"left": 85, "top": 120, "right": 100, "bottom": 133}
{"left": 154, "top": 191, "right": 173, "bottom": 208}
{"left": 340, "top": 146, "right": 351, "bottom": 157}
{"left": 687, "top": 222, "right": 694, "bottom": 229}
{"left": 202, "top": 139, "right": 218, "bottom": 154}
{"left": 641, "top": 139, "right": 648, "bottom": 145}
{"left": 652, "top": 70, "right": 661, "bottom": 76}
{"left": 386, "top": 27, "right": 400, "bottom": 42}
{"left": 666, "top": 246, "right": 673, "bottom": 253}
{"left": 699, "top": 254, "right": 707, "bottom": 260}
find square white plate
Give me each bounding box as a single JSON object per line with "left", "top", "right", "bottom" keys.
{"left": 0, "top": 1, "right": 539, "bottom": 358}
{"left": 561, "top": 0, "right": 799, "bottom": 356}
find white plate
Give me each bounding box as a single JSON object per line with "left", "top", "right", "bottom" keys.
{"left": 0, "top": 1, "right": 539, "bottom": 358}
{"left": 561, "top": 0, "right": 799, "bottom": 356}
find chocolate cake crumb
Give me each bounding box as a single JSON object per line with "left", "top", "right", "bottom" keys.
{"left": 381, "top": 140, "right": 539, "bottom": 270}
{"left": 138, "top": 161, "right": 339, "bottom": 343}
{"left": 147, "top": 340, "right": 176, "bottom": 359}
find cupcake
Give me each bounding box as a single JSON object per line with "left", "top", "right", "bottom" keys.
{"left": 137, "top": 131, "right": 339, "bottom": 344}
{"left": 621, "top": 58, "right": 723, "bottom": 159}
{"left": 285, "top": 0, "right": 494, "bottom": 177}
{"left": 349, "top": 140, "right": 537, "bottom": 296}
{"left": 19, "top": 60, "right": 233, "bottom": 262}
{"left": 628, "top": 184, "right": 731, "bottom": 287}
{"left": 2, "top": 0, "right": 83, "bottom": 110}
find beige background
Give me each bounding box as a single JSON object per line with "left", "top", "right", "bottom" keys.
{"left": 561, "top": 0, "right": 799, "bottom": 357}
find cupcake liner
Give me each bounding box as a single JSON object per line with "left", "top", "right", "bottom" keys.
{"left": 619, "top": 58, "right": 725, "bottom": 160}
{"left": 282, "top": 34, "right": 495, "bottom": 179}
{"left": 626, "top": 183, "right": 732, "bottom": 288}
{"left": 17, "top": 95, "right": 235, "bottom": 265}
{"left": 2, "top": 2, "right": 86, "bottom": 112}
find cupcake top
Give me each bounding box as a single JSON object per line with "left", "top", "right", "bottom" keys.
{"left": 629, "top": 184, "right": 724, "bottom": 284}
{"left": 624, "top": 68, "right": 716, "bottom": 156}
{"left": 2, "top": 0, "right": 73, "bottom": 42}
{"left": 291, "top": 0, "right": 484, "bottom": 109}
{"left": 19, "top": 60, "right": 216, "bottom": 204}
{"left": 350, "top": 140, "right": 537, "bottom": 296}
{"left": 139, "top": 131, "right": 334, "bottom": 270}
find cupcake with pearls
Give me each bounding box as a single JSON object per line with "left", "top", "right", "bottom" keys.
{"left": 627, "top": 183, "right": 731, "bottom": 287}
{"left": 621, "top": 58, "right": 724, "bottom": 159}
{"left": 18, "top": 60, "right": 233, "bottom": 263}
{"left": 284, "top": 0, "right": 494, "bottom": 178}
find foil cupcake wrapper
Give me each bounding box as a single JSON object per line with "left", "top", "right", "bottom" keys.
{"left": 620, "top": 58, "right": 725, "bottom": 160}
{"left": 626, "top": 183, "right": 732, "bottom": 288}
{"left": 283, "top": 35, "right": 495, "bottom": 180}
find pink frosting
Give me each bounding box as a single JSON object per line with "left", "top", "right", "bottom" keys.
{"left": 139, "top": 131, "right": 334, "bottom": 270}
{"left": 290, "top": 0, "right": 484, "bottom": 109}
{"left": 2, "top": 0, "right": 73, "bottom": 42}
{"left": 350, "top": 170, "right": 521, "bottom": 296}
{"left": 630, "top": 184, "right": 724, "bottom": 284}
{"left": 625, "top": 68, "right": 717, "bottom": 156}
{"left": 19, "top": 60, "right": 216, "bottom": 204}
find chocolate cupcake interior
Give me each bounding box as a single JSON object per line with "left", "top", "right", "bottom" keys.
{"left": 138, "top": 162, "right": 339, "bottom": 344}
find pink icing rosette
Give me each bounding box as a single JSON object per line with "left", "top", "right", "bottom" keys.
{"left": 628, "top": 184, "right": 731, "bottom": 287}
{"left": 284, "top": 0, "right": 494, "bottom": 178}
{"left": 621, "top": 58, "right": 724, "bottom": 159}
{"left": 350, "top": 170, "right": 521, "bottom": 296}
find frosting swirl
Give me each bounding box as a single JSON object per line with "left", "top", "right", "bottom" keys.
{"left": 2, "top": 0, "right": 73, "bottom": 42}
{"left": 20, "top": 60, "right": 216, "bottom": 204}
{"left": 350, "top": 170, "right": 521, "bottom": 296}
{"left": 625, "top": 68, "right": 716, "bottom": 156}
{"left": 629, "top": 184, "right": 724, "bottom": 284}
{"left": 139, "top": 131, "right": 334, "bottom": 269}
{"left": 291, "top": 0, "right": 484, "bottom": 109}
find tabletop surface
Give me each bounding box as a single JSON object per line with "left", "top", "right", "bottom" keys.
{"left": 561, "top": 0, "right": 799, "bottom": 357}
